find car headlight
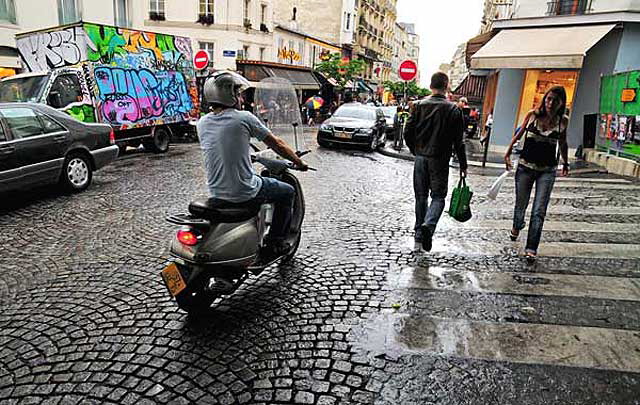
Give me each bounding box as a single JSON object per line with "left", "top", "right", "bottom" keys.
{"left": 320, "top": 124, "right": 332, "bottom": 131}
{"left": 357, "top": 128, "right": 374, "bottom": 135}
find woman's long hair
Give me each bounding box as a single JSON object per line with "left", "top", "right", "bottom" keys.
{"left": 535, "top": 85, "right": 567, "bottom": 122}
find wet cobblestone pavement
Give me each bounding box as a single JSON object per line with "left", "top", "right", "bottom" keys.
{"left": 1, "top": 138, "right": 639, "bottom": 404}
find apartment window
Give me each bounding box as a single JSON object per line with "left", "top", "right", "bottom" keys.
{"left": 259, "top": 47, "right": 265, "bottom": 61}
{"left": 58, "top": 0, "right": 81, "bottom": 25}
{"left": 547, "top": 0, "right": 591, "bottom": 16}
{"left": 149, "top": 0, "right": 165, "bottom": 20}
{"left": 199, "top": 0, "right": 213, "bottom": 15}
{"left": 243, "top": 0, "right": 250, "bottom": 21}
{"left": 346, "top": 13, "right": 351, "bottom": 30}
{"left": 243, "top": 45, "right": 250, "bottom": 59}
{"left": 0, "top": 0, "right": 16, "bottom": 24}
{"left": 114, "top": 0, "right": 129, "bottom": 26}
{"left": 198, "top": 42, "right": 214, "bottom": 66}
{"left": 260, "top": 4, "right": 266, "bottom": 23}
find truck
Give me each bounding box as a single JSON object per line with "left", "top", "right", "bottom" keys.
{"left": 0, "top": 22, "right": 200, "bottom": 154}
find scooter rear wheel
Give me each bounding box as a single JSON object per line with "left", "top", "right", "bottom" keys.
{"left": 175, "top": 275, "right": 217, "bottom": 315}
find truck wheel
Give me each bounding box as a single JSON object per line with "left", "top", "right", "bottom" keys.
{"left": 144, "top": 127, "right": 171, "bottom": 153}
{"left": 60, "top": 152, "right": 93, "bottom": 193}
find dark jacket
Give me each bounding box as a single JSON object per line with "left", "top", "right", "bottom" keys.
{"left": 405, "top": 94, "right": 468, "bottom": 170}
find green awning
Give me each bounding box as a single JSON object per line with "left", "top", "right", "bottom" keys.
{"left": 357, "top": 79, "right": 373, "bottom": 93}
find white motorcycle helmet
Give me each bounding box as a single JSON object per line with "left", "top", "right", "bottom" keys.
{"left": 203, "top": 70, "right": 251, "bottom": 108}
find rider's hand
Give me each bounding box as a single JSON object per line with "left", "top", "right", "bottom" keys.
{"left": 460, "top": 169, "right": 467, "bottom": 178}
{"left": 504, "top": 153, "right": 513, "bottom": 171}
{"left": 294, "top": 159, "right": 309, "bottom": 171}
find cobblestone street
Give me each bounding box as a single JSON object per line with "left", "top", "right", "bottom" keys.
{"left": 1, "top": 135, "right": 639, "bottom": 404}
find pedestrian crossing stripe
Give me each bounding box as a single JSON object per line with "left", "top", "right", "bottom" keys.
{"left": 458, "top": 220, "right": 637, "bottom": 233}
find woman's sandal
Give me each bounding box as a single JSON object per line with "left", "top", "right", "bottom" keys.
{"left": 525, "top": 251, "right": 537, "bottom": 264}
{"left": 509, "top": 229, "right": 519, "bottom": 241}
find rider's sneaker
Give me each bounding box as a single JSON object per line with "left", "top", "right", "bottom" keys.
{"left": 257, "top": 241, "right": 291, "bottom": 265}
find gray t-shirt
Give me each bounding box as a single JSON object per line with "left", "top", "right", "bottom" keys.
{"left": 197, "top": 109, "right": 270, "bottom": 202}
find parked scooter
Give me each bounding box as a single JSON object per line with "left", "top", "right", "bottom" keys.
{"left": 161, "top": 140, "right": 311, "bottom": 314}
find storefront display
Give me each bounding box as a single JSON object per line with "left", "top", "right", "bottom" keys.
{"left": 599, "top": 70, "right": 640, "bottom": 160}
{"left": 516, "top": 70, "right": 579, "bottom": 126}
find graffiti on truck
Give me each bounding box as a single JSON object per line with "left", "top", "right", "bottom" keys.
{"left": 94, "top": 67, "right": 193, "bottom": 124}
{"left": 17, "top": 26, "right": 88, "bottom": 72}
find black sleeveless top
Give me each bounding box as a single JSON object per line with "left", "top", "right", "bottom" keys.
{"left": 519, "top": 117, "right": 563, "bottom": 171}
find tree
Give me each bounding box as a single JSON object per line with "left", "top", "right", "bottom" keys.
{"left": 315, "top": 53, "right": 365, "bottom": 89}
{"left": 383, "top": 80, "right": 431, "bottom": 99}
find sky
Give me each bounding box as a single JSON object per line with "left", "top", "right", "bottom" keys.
{"left": 396, "top": 0, "right": 484, "bottom": 86}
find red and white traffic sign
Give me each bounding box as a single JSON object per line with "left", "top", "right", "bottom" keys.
{"left": 193, "top": 50, "right": 210, "bottom": 70}
{"left": 399, "top": 60, "right": 418, "bottom": 81}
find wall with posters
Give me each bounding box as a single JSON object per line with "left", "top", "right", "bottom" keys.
{"left": 599, "top": 70, "right": 640, "bottom": 160}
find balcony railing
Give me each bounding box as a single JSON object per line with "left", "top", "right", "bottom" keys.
{"left": 546, "top": 0, "right": 592, "bottom": 16}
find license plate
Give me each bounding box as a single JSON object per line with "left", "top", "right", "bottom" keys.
{"left": 161, "top": 263, "right": 186, "bottom": 297}
{"left": 334, "top": 131, "right": 351, "bottom": 139}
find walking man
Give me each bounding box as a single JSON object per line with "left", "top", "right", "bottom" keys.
{"left": 405, "top": 72, "right": 468, "bottom": 251}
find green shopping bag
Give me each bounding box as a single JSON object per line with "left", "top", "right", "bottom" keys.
{"left": 448, "top": 177, "right": 473, "bottom": 222}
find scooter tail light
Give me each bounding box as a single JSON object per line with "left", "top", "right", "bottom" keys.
{"left": 177, "top": 229, "right": 199, "bottom": 246}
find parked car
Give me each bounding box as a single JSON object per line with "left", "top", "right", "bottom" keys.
{"left": 317, "top": 105, "right": 387, "bottom": 151}
{"left": 0, "top": 102, "right": 118, "bottom": 194}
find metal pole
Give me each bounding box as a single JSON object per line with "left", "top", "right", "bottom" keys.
{"left": 482, "top": 127, "right": 491, "bottom": 168}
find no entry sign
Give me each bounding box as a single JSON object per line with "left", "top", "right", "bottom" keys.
{"left": 194, "top": 50, "right": 210, "bottom": 70}
{"left": 399, "top": 60, "right": 418, "bottom": 81}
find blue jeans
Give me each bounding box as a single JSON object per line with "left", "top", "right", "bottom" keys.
{"left": 513, "top": 165, "right": 556, "bottom": 254}
{"left": 253, "top": 177, "right": 295, "bottom": 242}
{"left": 414, "top": 156, "right": 449, "bottom": 239}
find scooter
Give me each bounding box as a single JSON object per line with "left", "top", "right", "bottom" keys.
{"left": 161, "top": 144, "right": 311, "bottom": 314}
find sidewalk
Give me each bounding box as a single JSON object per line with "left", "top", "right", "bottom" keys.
{"left": 379, "top": 137, "right": 607, "bottom": 174}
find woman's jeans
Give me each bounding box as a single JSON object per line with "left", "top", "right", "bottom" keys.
{"left": 253, "top": 177, "right": 295, "bottom": 243}
{"left": 512, "top": 165, "right": 556, "bottom": 254}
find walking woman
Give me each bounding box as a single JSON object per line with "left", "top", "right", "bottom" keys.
{"left": 504, "top": 86, "right": 570, "bottom": 262}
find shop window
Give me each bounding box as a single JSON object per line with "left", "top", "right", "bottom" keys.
{"left": 516, "top": 70, "right": 578, "bottom": 128}
{"left": 0, "top": 0, "right": 16, "bottom": 24}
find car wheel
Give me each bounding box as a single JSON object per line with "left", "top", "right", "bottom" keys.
{"left": 60, "top": 153, "right": 93, "bottom": 193}
{"left": 318, "top": 139, "right": 330, "bottom": 148}
{"left": 117, "top": 143, "right": 127, "bottom": 156}
{"left": 144, "top": 127, "right": 171, "bottom": 153}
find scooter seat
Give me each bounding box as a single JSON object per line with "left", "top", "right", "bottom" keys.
{"left": 188, "top": 198, "right": 261, "bottom": 223}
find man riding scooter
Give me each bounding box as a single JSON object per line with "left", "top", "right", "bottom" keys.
{"left": 197, "top": 71, "right": 308, "bottom": 263}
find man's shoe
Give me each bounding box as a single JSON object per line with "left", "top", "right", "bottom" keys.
{"left": 420, "top": 225, "right": 433, "bottom": 252}
{"left": 257, "top": 241, "right": 291, "bottom": 265}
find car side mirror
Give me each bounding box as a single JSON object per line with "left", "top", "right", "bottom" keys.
{"left": 47, "top": 91, "right": 63, "bottom": 109}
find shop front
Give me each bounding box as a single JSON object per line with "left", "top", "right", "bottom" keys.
{"left": 598, "top": 70, "right": 640, "bottom": 162}
{"left": 471, "top": 22, "right": 627, "bottom": 151}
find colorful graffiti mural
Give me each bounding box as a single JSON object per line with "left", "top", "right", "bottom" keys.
{"left": 15, "top": 22, "right": 198, "bottom": 128}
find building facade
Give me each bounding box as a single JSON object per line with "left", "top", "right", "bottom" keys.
{"left": 397, "top": 22, "right": 419, "bottom": 82}
{"left": 472, "top": 0, "right": 640, "bottom": 160}
{"left": 273, "top": 25, "right": 342, "bottom": 69}
{"left": 390, "top": 22, "right": 409, "bottom": 82}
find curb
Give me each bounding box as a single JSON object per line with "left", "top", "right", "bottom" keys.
{"left": 378, "top": 147, "right": 505, "bottom": 168}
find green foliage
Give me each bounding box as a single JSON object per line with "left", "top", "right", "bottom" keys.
{"left": 383, "top": 80, "right": 431, "bottom": 98}
{"left": 315, "top": 53, "right": 365, "bottom": 89}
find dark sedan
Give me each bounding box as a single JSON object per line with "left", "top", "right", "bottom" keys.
{"left": 317, "top": 104, "right": 387, "bottom": 151}
{"left": 0, "top": 102, "right": 118, "bottom": 194}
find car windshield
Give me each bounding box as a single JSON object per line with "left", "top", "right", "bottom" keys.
{"left": 381, "top": 107, "right": 396, "bottom": 118}
{"left": 333, "top": 107, "right": 375, "bottom": 121}
{"left": 0, "top": 75, "right": 49, "bottom": 103}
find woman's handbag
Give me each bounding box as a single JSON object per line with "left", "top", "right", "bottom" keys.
{"left": 448, "top": 177, "right": 473, "bottom": 222}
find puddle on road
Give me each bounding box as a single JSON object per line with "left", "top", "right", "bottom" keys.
{"left": 349, "top": 312, "right": 640, "bottom": 373}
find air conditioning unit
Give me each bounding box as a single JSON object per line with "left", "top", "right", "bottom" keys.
{"left": 243, "top": 18, "right": 252, "bottom": 29}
